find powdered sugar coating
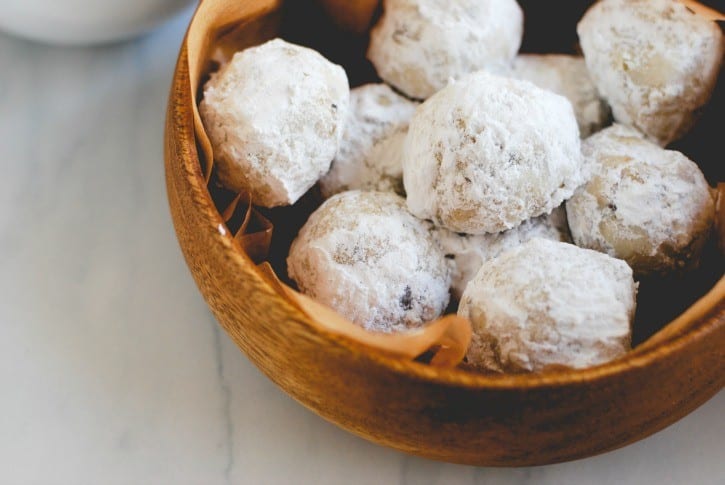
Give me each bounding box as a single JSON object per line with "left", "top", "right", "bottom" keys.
{"left": 459, "top": 238, "right": 636, "bottom": 373}
{"left": 319, "top": 84, "right": 417, "bottom": 198}
{"left": 287, "top": 191, "right": 451, "bottom": 333}
{"left": 505, "top": 54, "right": 610, "bottom": 137}
{"left": 200, "top": 38, "right": 350, "bottom": 207}
{"left": 365, "top": 128, "right": 409, "bottom": 195}
{"left": 566, "top": 124, "right": 715, "bottom": 276}
{"left": 367, "top": 0, "right": 523, "bottom": 99}
{"left": 403, "top": 71, "right": 583, "bottom": 234}
{"left": 435, "top": 208, "right": 571, "bottom": 300}
{"left": 577, "top": 0, "right": 724, "bottom": 145}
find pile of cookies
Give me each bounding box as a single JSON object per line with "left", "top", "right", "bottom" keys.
{"left": 200, "top": 0, "right": 722, "bottom": 373}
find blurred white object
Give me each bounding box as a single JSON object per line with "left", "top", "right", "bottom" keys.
{"left": 0, "top": 0, "right": 195, "bottom": 45}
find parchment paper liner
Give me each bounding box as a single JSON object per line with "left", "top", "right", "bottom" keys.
{"left": 185, "top": 0, "right": 472, "bottom": 367}
{"left": 679, "top": 0, "right": 725, "bottom": 21}
{"left": 316, "top": 0, "right": 380, "bottom": 33}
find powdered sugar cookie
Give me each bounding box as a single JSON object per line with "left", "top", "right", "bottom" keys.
{"left": 403, "top": 71, "right": 583, "bottom": 234}
{"left": 505, "top": 54, "right": 610, "bottom": 137}
{"left": 319, "top": 84, "right": 417, "bottom": 197}
{"left": 435, "top": 208, "right": 571, "bottom": 300}
{"left": 577, "top": 0, "right": 723, "bottom": 145}
{"left": 459, "top": 238, "right": 636, "bottom": 373}
{"left": 566, "top": 124, "right": 715, "bottom": 275}
{"left": 368, "top": 0, "right": 523, "bottom": 99}
{"left": 200, "top": 38, "right": 349, "bottom": 207}
{"left": 288, "top": 190, "right": 451, "bottom": 333}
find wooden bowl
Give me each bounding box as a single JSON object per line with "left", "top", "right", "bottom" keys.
{"left": 165, "top": 0, "right": 725, "bottom": 466}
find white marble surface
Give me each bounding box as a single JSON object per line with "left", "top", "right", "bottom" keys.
{"left": 0, "top": 9, "right": 722, "bottom": 485}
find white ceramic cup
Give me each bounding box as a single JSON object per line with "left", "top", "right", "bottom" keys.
{"left": 0, "top": 0, "right": 196, "bottom": 45}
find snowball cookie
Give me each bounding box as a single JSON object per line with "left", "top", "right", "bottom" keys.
{"left": 287, "top": 190, "right": 451, "bottom": 333}
{"left": 367, "top": 0, "right": 523, "bottom": 99}
{"left": 403, "top": 71, "right": 583, "bottom": 234}
{"left": 506, "top": 54, "right": 610, "bottom": 138}
{"left": 435, "top": 208, "right": 571, "bottom": 300}
{"left": 319, "top": 84, "right": 417, "bottom": 198}
{"left": 337, "top": 127, "right": 410, "bottom": 196}
{"left": 459, "top": 238, "right": 636, "bottom": 373}
{"left": 566, "top": 124, "right": 715, "bottom": 276}
{"left": 200, "top": 38, "right": 349, "bottom": 207}
{"left": 577, "top": 0, "right": 724, "bottom": 146}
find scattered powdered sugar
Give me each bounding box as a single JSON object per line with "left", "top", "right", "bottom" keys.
{"left": 287, "top": 190, "right": 451, "bottom": 333}
{"left": 200, "top": 38, "right": 349, "bottom": 207}
{"left": 566, "top": 124, "right": 715, "bottom": 276}
{"left": 319, "top": 84, "right": 417, "bottom": 198}
{"left": 459, "top": 238, "right": 636, "bottom": 373}
{"left": 403, "top": 70, "right": 583, "bottom": 234}
{"left": 577, "top": 0, "right": 723, "bottom": 145}
{"left": 367, "top": 0, "right": 523, "bottom": 99}
{"left": 434, "top": 207, "right": 571, "bottom": 300}
{"left": 501, "top": 54, "right": 611, "bottom": 138}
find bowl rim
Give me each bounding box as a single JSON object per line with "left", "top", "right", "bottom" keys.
{"left": 168, "top": 21, "right": 725, "bottom": 392}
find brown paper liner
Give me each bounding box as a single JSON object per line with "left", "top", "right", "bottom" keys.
{"left": 316, "top": 0, "right": 380, "bottom": 33}
{"left": 677, "top": 0, "right": 725, "bottom": 21}
{"left": 185, "top": 0, "right": 472, "bottom": 367}
{"left": 220, "top": 192, "right": 273, "bottom": 262}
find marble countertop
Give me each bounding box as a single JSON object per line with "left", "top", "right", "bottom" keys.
{"left": 0, "top": 9, "right": 722, "bottom": 485}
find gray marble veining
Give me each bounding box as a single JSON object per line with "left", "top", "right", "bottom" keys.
{"left": 0, "top": 9, "right": 722, "bottom": 485}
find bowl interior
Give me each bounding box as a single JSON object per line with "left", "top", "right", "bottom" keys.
{"left": 200, "top": 0, "right": 724, "bottom": 351}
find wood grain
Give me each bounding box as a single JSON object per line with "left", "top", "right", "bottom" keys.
{"left": 164, "top": 0, "right": 725, "bottom": 466}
